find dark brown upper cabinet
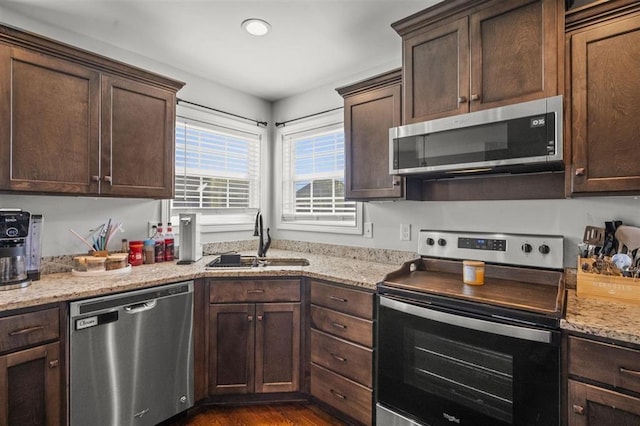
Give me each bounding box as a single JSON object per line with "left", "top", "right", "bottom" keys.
{"left": 393, "top": 0, "right": 562, "bottom": 124}
{"left": 0, "top": 25, "right": 184, "bottom": 198}
{"left": 337, "top": 69, "right": 403, "bottom": 200}
{"left": 566, "top": 2, "right": 640, "bottom": 195}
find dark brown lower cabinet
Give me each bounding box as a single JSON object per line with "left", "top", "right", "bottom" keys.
{"left": 0, "top": 342, "right": 61, "bottom": 426}
{"left": 568, "top": 380, "right": 640, "bottom": 425}
{"left": 208, "top": 301, "right": 300, "bottom": 396}
{"left": 309, "top": 280, "right": 374, "bottom": 425}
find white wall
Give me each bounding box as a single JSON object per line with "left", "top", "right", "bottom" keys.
{"left": 271, "top": 73, "right": 640, "bottom": 267}
{"left": 0, "top": 7, "right": 271, "bottom": 256}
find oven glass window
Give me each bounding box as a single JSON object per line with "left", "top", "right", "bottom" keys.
{"left": 405, "top": 330, "right": 513, "bottom": 423}
{"left": 377, "top": 301, "right": 560, "bottom": 426}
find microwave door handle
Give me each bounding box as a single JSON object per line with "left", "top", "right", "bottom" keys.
{"left": 379, "top": 296, "right": 552, "bottom": 344}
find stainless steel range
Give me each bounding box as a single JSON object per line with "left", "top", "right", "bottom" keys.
{"left": 376, "top": 230, "right": 565, "bottom": 426}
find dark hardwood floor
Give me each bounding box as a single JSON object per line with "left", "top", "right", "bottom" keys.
{"left": 169, "top": 403, "right": 348, "bottom": 426}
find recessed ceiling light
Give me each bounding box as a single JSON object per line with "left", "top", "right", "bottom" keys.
{"left": 241, "top": 18, "right": 271, "bottom": 36}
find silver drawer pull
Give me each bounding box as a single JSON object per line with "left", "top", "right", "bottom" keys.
{"left": 329, "top": 295, "right": 347, "bottom": 303}
{"left": 619, "top": 367, "right": 640, "bottom": 378}
{"left": 330, "top": 353, "right": 347, "bottom": 363}
{"left": 247, "top": 289, "right": 265, "bottom": 294}
{"left": 331, "top": 322, "right": 347, "bottom": 329}
{"left": 330, "top": 389, "right": 346, "bottom": 400}
{"left": 9, "top": 325, "right": 44, "bottom": 336}
{"left": 572, "top": 404, "right": 584, "bottom": 415}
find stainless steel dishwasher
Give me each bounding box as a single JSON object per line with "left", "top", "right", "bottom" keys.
{"left": 69, "top": 281, "right": 194, "bottom": 426}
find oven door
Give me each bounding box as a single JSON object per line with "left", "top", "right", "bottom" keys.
{"left": 376, "top": 296, "right": 560, "bottom": 426}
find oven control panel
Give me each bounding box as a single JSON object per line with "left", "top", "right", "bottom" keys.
{"left": 418, "top": 230, "right": 564, "bottom": 269}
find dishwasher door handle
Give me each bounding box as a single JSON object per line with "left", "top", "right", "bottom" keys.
{"left": 124, "top": 300, "right": 157, "bottom": 314}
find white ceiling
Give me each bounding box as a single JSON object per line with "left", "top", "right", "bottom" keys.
{"left": 2, "top": 0, "right": 442, "bottom": 101}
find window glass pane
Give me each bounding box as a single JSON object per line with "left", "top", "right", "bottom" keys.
{"left": 283, "top": 125, "right": 356, "bottom": 225}
{"left": 173, "top": 120, "right": 260, "bottom": 211}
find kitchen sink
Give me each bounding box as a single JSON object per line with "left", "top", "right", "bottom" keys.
{"left": 206, "top": 254, "right": 309, "bottom": 268}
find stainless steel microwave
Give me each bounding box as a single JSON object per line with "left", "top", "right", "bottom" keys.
{"left": 389, "top": 95, "right": 563, "bottom": 177}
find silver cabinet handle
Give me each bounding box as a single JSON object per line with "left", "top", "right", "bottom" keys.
{"left": 620, "top": 367, "right": 640, "bottom": 378}
{"left": 575, "top": 167, "right": 586, "bottom": 176}
{"left": 330, "top": 389, "right": 346, "bottom": 400}
{"left": 331, "top": 322, "right": 347, "bottom": 329}
{"left": 9, "top": 325, "right": 44, "bottom": 336}
{"left": 470, "top": 93, "right": 480, "bottom": 101}
{"left": 458, "top": 96, "right": 467, "bottom": 104}
{"left": 330, "top": 353, "right": 347, "bottom": 363}
{"left": 247, "top": 289, "right": 264, "bottom": 294}
{"left": 90, "top": 175, "right": 100, "bottom": 182}
{"left": 104, "top": 175, "right": 112, "bottom": 184}
{"left": 329, "top": 295, "right": 347, "bottom": 303}
{"left": 572, "top": 404, "right": 584, "bottom": 415}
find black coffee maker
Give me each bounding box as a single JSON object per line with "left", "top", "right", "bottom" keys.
{"left": 0, "top": 210, "right": 32, "bottom": 290}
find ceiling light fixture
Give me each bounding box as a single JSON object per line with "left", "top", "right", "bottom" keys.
{"left": 241, "top": 18, "right": 271, "bottom": 36}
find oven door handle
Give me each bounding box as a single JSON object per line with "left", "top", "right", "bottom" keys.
{"left": 379, "top": 296, "right": 554, "bottom": 344}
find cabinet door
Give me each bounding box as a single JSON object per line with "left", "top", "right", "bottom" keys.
{"left": 403, "top": 17, "right": 469, "bottom": 123}
{"left": 209, "top": 304, "right": 255, "bottom": 395}
{"left": 0, "top": 46, "right": 100, "bottom": 194}
{"left": 470, "top": 0, "right": 559, "bottom": 111}
{"left": 344, "top": 83, "right": 403, "bottom": 199}
{"left": 0, "top": 342, "right": 61, "bottom": 426}
{"left": 570, "top": 14, "right": 640, "bottom": 193}
{"left": 568, "top": 380, "right": 640, "bottom": 426}
{"left": 101, "top": 74, "right": 176, "bottom": 198}
{"left": 255, "top": 302, "right": 300, "bottom": 393}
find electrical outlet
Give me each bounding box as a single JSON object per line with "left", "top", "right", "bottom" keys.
{"left": 364, "top": 222, "right": 373, "bottom": 238}
{"left": 400, "top": 223, "right": 411, "bottom": 241}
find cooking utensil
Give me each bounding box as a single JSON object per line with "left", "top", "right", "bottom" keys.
{"left": 582, "top": 225, "right": 605, "bottom": 257}
{"left": 615, "top": 225, "right": 640, "bottom": 267}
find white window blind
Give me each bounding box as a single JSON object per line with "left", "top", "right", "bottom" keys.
{"left": 282, "top": 123, "right": 356, "bottom": 225}
{"left": 173, "top": 119, "right": 261, "bottom": 212}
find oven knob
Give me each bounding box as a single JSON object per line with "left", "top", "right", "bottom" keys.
{"left": 426, "top": 237, "right": 435, "bottom": 246}
{"left": 538, "top": 244, "right": 551, "bottom": 254}
{"left": 521, "top": 243, "right": 533, "bottom": 253}
{"left": 6, "top": 227, "right": 18, "bottom": 238}
{"left": 437, "top": 238, "right": 447, "bottom": 247}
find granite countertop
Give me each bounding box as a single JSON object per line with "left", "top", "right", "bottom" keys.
{"left": 0, "top": 249, "right": 401, "bottom": 312}
{"left": 5, "top": 247, "right": 640, "bottom": 347}
{"left": 562, "top": 289, "right": 640, "bottom": 346}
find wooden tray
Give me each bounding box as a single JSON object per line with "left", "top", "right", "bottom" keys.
{"left": 71, "top": 265, "right": 132, "bottom": 277}
{"left": 577, "top": 257, "right": 640, "bottom": 304}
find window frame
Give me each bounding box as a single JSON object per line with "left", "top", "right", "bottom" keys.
{"left": 275, "top": 109, "right": 362, "bottom": 235}
{"left": 168, "top": 104, "right": 267, "bottom": 233}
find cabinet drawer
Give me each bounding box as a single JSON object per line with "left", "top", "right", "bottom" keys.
{"left": 311, "top": 363, "right": 372, "bottom": 426}
{"left": 311, "top": 329, "right": 372, "bottom": 387}
{"left": 569, "top": 336, "right": 640, "bottom": 394}
{"left": 310, "top": 305, "right": 373, "bottom": 347}
{"left": 0, "top": 308, "right": 59, "bottom": 353}
{"left": 210, "top": 280, "right": 300, "bottom": 303}
{"left": 311, "top": 281, "right": 373, "bottom": 319}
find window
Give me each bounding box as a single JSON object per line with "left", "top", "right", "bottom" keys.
{"left": 171, "top": 106, "right": 262, "bottom": 230}
{"left": 280, "top": 113, "right": 360, "bottom": 233}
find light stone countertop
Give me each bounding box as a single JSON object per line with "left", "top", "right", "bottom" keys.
{"left": 562, "top": 289, "right": 640, "bottom": 346}
{"left": 6, "top": 247, "right": 640, "bottom": 348}
{"left": 0, "top": 249, "right": 403, "bottom": 312}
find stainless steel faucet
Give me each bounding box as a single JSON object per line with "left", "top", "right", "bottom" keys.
{"left": 253, "top": 210, "right": 271, "bottom": 258}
